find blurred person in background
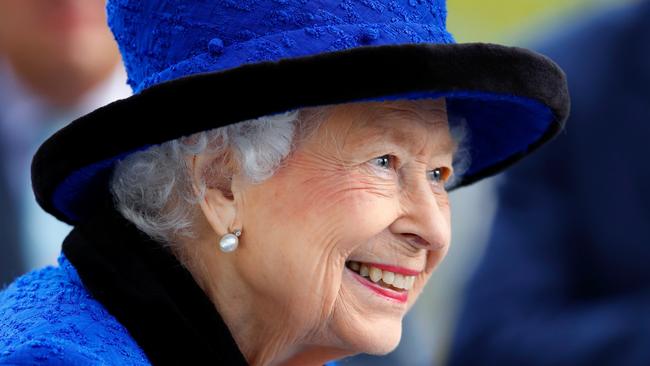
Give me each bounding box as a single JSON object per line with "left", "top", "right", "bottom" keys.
{"left": 0, "top": 0, "right": 130, "bottom": 285}
{"left": 448, "top": 1, "right": 650, "bottom": 365}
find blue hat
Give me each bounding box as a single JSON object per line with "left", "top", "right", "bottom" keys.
{"left": 32, "top": 0, "right": 569, "bottom": 224}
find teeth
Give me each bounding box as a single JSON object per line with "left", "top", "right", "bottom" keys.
{"left": 347, "top": 261, "right": 417, "bottom": 291}
{"left": 369, "top": 267, "right": 382, "bottom": 283}
{"left": 359, "top": 264, "right": 369, "bottom": 277}
{"left": 405, "top": 275, "right": 415, "bottom": 290}
{"left": 393, "top": 274, "right": 405, "bottom": 289}
{"left": 382, "top": 270, "right": 395, "bottom": 285}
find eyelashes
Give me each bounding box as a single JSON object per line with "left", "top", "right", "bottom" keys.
{"left": 369, "top": 154, "right": 449, "bottom": 185}
{"left": 371, "top": 154, "right": 396, "bottom": 171}
{"left": 427, "top": 168, "right": 444, "bottom": 184}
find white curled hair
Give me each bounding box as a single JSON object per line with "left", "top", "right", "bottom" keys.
{"left": 110, "top": 102, "right": 470, "bottom": 245}
{"left": 110, "top": 110, "right": 311, "bottom": 244}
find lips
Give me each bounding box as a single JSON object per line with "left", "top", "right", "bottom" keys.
{"left": 346, "top": 260, "right": 419, "bottom": 303}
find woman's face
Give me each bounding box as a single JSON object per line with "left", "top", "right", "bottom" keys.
{"left": 234, "top": 99, "right": 454, "bottom": 355}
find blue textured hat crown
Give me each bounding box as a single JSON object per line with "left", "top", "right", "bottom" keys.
{"left": 33, "top": 0, "right": 569, "bottom": 225}
{"left": 107, "top": 0, "right": 454, "bottom": 93}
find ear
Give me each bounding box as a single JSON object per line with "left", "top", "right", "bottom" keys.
{"left": 188, "top": 153, "right": 243, "bottom": 237}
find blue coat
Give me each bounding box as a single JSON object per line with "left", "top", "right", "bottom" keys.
{"left": 0, "top": 256, "right": 343, "bottom": 366}
{"left": 449, "top": 1, "right": 650, "bottom": 365}
{"left": 0, "top": 205, "right": 251, "bottom": 365}
{"left": 0, "top": 206, "right": 342, "bottom": 365}
{"left": 0, "top": 255, "right": 150, "bottom": 365}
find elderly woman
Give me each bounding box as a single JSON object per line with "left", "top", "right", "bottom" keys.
{"left": 0, "top": 0, "right": 569, "bottom": 365}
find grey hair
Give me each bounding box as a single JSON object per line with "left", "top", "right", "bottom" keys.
{"left": 110, "top": 111, "right": 306, "bottom": 243}
{"left": 110, "top": 102, "right": 470, "bottom": 244}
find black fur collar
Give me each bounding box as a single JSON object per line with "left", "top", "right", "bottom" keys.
{"left": 62, "top": 204, "right": 248, "bottom": 365}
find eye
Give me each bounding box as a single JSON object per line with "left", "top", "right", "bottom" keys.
{"left": 427, "top": 168, "right": 445, "bottom": 184}
{"left": 371, "top": 154, "right": 396, "bottom": 170}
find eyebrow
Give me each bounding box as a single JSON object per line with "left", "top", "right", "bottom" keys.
{"left": 360, "top": 117, "right": 457, "bottom": 157}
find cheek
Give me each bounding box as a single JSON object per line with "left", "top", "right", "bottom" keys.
{"left": 237, "top": 170, "right": 401, "bottom": 327}
{"left": 269, "top": 168, "right": 400, "bottom": 252}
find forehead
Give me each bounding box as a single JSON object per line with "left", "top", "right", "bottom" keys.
{"left": 325, "top": 99, "right": 454, "bottom": 154}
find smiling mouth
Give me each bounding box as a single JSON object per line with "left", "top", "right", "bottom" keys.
{"left": 345, "top": 261, "right": 416, "bottom": 292}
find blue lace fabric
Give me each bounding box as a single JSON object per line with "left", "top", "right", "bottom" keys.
{"left": 0, "top": 254, "right": 151, "bottom": 365}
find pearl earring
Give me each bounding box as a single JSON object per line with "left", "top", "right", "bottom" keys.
{"left": 219, "top": 229, "right": 241, "bottom": 253}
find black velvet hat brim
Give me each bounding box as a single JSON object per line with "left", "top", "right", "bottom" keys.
{"left": 32, "top": 43, "right": 569, "bottom": 224}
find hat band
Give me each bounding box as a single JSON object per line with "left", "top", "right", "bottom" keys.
{"left": 135, "top": 21, "right": 454, "bottom": 93}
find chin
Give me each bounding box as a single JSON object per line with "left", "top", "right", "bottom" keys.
{"left": 333, "top": 315, "right": 404, "bottom": 356}
{"left": 363, "top": 332, "right": 402, "bottom": 356}
{"left": 325, "top": 264, "right": 413, "bottom": 356}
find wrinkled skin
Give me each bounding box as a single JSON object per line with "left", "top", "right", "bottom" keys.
{"left": 185, "top": 99, "right": 455, "bottom": 366}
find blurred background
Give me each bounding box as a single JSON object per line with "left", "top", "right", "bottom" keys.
{"left": 448, "top": 0, "right": 629, "bottom": 45}
{"left": 346, "top": 0, "right": 646, "bottom": 365}
{"left": 0, "top": 0, "right": 130, "bottom": 285}
{"left": 1, "top": 1, "right": 647, "bottom": 366}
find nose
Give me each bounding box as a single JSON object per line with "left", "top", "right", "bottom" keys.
{"left": 389, "top": 176, "right": 451, "bottom": 253}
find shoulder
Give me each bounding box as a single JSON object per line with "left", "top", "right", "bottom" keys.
{"left": 0, "top": 256, "right": 150, "bottom": 365}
